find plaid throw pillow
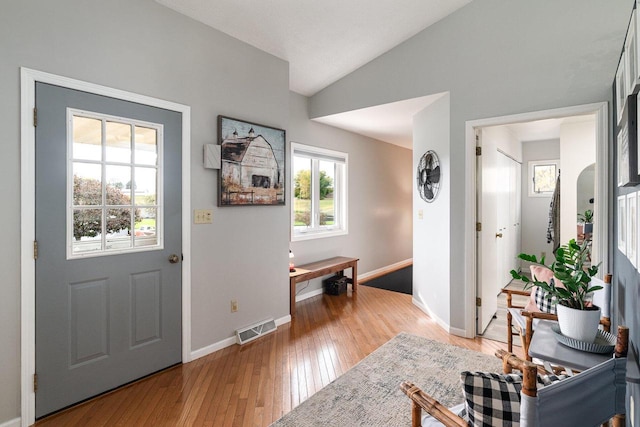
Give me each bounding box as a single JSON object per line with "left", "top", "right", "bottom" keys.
{"left": 534, "top": 285, "right": 557, "bottom": 314}
{"left": 460, "top": 371, "right": 522, "bottom": 426}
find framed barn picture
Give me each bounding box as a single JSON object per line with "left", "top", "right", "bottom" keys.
{"left": 218, "top": 116, "right": 286, "bottom": 206}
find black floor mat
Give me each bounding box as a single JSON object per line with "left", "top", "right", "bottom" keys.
{"left": 361, "top": 266, "right": 412, "bottom": 294}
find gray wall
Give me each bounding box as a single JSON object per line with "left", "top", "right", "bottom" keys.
{"left": 413, "top": 94, "right": 452, "bottom": 328}
{"left": 288, "top": 93, "right": 413, "bottom": 295}
{"left": 309, "top": 0, "right": 631, "bottom": 332}
{"left": 520, "top": 140, "right": 560, "bottom": 262}
{"left": 0, "top": 1, "right": 413, "bottom": 423}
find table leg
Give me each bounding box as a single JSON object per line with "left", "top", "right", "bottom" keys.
{"left": 352, "top": 262, "right": 358, "bottom": 291}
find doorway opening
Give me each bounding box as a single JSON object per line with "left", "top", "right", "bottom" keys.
{"left": 465, "top": 102, "right": 608, "bottom": 341}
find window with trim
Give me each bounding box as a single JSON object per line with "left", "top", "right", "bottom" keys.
{"left": 291, "top": 143, "right": 348, "bottom": 240}
{"left": 528, "top": 159, "right": 559, "bottom": 197}
{"left": 68, "top": 109, "right": 162, "bottom": 258}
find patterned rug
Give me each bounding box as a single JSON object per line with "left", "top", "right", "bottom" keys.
{"left": 270, "top": 332, "right": 503, "bottom": 426}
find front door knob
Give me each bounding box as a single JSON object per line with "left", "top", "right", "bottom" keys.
{"left": 496, "top": 233, "right": 503, "bottom": 238}
{"left": 168, "top": 254, "right": 180, "bottom": 264}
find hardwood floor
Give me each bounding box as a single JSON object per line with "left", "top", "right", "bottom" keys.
{"left": 36, "top": 286, "right": 516, "bottom": 426}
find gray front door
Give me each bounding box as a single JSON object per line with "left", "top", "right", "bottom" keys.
{"left": 35, "top": 83, "right": 182, "bottom": 417}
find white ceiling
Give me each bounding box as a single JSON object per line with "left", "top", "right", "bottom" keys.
{"left": 155, "top": 0, "right": 471, "bottom": 97}
{"left": 313, "top": 93, "right": 447, "bottom": 149}
{"left": 154, "top": 0, "right": 598, "bottom": 149}
{"left": 496, "top": 114, "right": 596, "bottom": 142}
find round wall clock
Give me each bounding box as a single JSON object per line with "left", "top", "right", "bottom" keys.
{"left": 416, "top": 150, "right": 441, "bottom": 203}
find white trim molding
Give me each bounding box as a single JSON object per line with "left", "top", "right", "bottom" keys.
{"left": 464, "top": 102, "right": 609, "bottom": 339}
{"left": 190, "top": 315, "right": 292, "bottom": 361}
{"left": 20, "top": 68, "right": 192, "bottom": 427}
{"left": 358, "top": 258, "right": 412, "bottom": 283}
{"left": 0, "top": 418, "right": 21, "bottom": 427}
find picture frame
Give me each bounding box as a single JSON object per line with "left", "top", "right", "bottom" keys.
{"left": 628, "top": 192, "right": 637, "bottom": 267}
{"left": 616, "top": 51, "right": 627, "bottom": 125}
{"left": 618, "top": 116, "right": 631, "bottom": 187}
{"left": 618, "top": 94, "right": 640, "bottom": 187}
{"left": 217, "top": 116, "right": 286, "bottom": 206}
{"left": 618, "top": 195, "right": 627, "bottom": 255}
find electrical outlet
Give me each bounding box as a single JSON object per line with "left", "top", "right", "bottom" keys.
{"left": 541, "top": 251, "right": 546, "bottom": 259}
{"left": 231, "top": 299, "right": 238, "bottom": 313}
{"left": 194, "top": 209, "right": 213, "bottom": 224}
{"left": 418, "top": 209, "right": 424, "bottom": 220}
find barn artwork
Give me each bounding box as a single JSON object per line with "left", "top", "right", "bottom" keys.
{"left": 218, "top": 116, "right": 286, "bottom": 206}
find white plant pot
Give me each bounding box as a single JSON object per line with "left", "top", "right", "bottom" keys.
{"left": 556, "top": 303, "right": 601, "bottom": 343}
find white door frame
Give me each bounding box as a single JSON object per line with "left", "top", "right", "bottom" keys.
{"left": 20, "top": 68, "right": 192, "bottom": 426}
{"left": 464, "top": 102, "right": 608, "bottom": 337}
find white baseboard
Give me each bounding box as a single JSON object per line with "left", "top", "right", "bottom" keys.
{"left": 359, "top": 258, "right": 413, "bottom": 283}
{"left": 0, "top": 417, "right": 20, "bottom": 427}
{"left": 412, "top": 297, "right": 448, "bottom": 332}
{"left": 190, "top": 314, "right": 291, "bottom": 361}
{"left": 412, "top": 297, "right": 471, "bottom": 338}
{"left": 295, "top": 288, "right": 323, "bottom": 302}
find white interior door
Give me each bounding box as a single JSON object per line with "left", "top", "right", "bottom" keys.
{"left": 496, "top": 152, "right": 510, "bottom": 289}
{"left": 476, "top": 130, "right": 499, "bottom": 334}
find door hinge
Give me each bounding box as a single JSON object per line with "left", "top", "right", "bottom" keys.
{"left": 33, "top": 240, "right": 38, "bottom": 260}
{"left": 33, "top": 373, "right": 38, "bottom": 393}
{"left": 475, "top": 146, "right": 482, "bottom": 156}
{"left": 33, "top": 107, "right": 37, "bottom": 127}
{"left": 476, "top": 222, "right": 482, "bottom": 232}
{"left": 476, "top": 297, "right": 482, "bottom": 307}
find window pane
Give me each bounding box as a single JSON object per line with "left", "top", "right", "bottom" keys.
{"left": 135, "top": 167, "right": 157, "bottom": 205}
{"left": 105, "top": 165, "right": 132, "bottom": 205}
{"left": 135, "top": 208, "right": 157, "bottom": 247}
{"left": 73, "top": 163, "right": 102, "bottom": 206}
{"left": 293, "top": 156, "right": 312, "bottom": 227}
{"left": 105, "top": 121, "right": 131, "bottom": 163}
{"left": 319, "top": 160, "right": 335, "bottom": 226}
{"left": 106, "top": 208, "right": 133, "bottom": 250}
{"left": 533, "top": 164, "right": 556, "bottom": 193}
{"left": 135, "top": 126, "right": 158, "bottom": 166}
{"left": 72, "top": 208, "right": 102, "bottom": 254}
{"left": 72, "top": 116, "right": 102, "bottom": 161}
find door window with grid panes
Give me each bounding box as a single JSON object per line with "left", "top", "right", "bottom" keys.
{"left": 68, "top": 110, "right": 163, "bottom": 258}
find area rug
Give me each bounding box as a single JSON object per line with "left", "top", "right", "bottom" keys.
{"left": 270, "top": 332, "right": 503, "bottom": 426}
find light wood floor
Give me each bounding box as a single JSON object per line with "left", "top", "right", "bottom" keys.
{"left": 36, "top": 285, "right": 517, "bottom": 426}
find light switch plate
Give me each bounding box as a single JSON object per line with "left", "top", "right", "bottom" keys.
{"left": 418, "top": 209, "right": 424, "bottom": 220}
{"left": 194, "top": 209, "right": 213, "bottom": 224}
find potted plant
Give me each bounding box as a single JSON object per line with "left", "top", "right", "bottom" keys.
{"left": 578, "top": 209, "right": 594, "bottom": 234}
{"left": 510, "top": 239, "right": 602, "bottom": 343}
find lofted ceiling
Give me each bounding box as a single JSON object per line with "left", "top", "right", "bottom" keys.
{"left": 154, "top": 1, "right": 597, "bottom": 150}
{"left": 155, "top": 0, "right": 472, "bottom": 97}
{"left": 155, "top": 0, "right": 472, "bottom": 148}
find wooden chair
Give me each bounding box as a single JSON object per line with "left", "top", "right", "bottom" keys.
{"left": 503, "top": 270, "right": 611, "bottom": 361}
{"left": 401, "top": 326, "right": 628, "bottom": 427}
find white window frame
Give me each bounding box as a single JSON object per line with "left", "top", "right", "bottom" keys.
{"left": 291, "top": 142, "right": 348, "bottom": 241}
{"left": 528, "top": 159, "right": 559, "bottom": 198}
{"left": 67, "top": 108, "right": 164, "bottom": 259}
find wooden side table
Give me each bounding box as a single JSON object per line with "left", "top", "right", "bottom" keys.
{"left": 289, "top": 256, "right": 358, "bottom": 317}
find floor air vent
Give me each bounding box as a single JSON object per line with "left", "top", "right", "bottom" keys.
{"left": 236, "top": 318, "right": 277, "bottom": 345}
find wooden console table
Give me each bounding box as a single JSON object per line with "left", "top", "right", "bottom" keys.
{"left": 289, "top": 256, "right": 359, "bottom": 317}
